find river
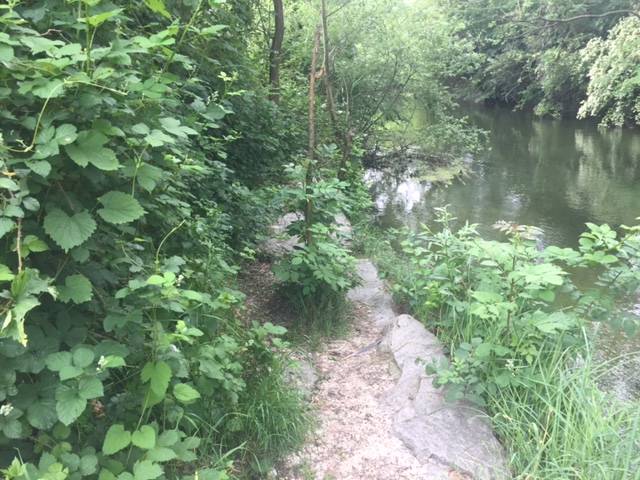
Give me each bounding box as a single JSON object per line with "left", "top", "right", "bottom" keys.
{"left": 369, "top": 104, "right": 640, "bottom": 246}
{"left": 366, "top": 104, "right": 640, "bottom": 399}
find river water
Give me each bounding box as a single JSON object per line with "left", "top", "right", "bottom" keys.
{"left": 370, "top": 105, "right": 640, "bottom": 246}
{"left": 367, "top": 104, "right": 640, "bottom": 399}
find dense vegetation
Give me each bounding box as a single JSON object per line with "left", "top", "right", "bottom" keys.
{"left": 443, "top": 0, "right": 640, "bottom": 126}
{"left": 360, "top": 212, "right": 640, "bottom": 478}
{"left": 1, "top": 0, "right": 639, "bottom": 478}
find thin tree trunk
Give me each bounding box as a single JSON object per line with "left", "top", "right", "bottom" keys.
{"left": 269, "top": 0, "right": 285, "bottom": 103}
{"left": 305, "top": 26, "right": 322, "bottom": 246}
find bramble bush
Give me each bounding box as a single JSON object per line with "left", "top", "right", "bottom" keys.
{"left": 0, "top": 1, "right": 307, "bottom": 478}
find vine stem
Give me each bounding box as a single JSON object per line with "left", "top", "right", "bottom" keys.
{"left": 155, "top": 220, "right": 186, "bottom": 267}
{"left": 7, "top": 80, "right": 126, "bottom": 154}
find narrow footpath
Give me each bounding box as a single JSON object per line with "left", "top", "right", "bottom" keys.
{"left": 282, "top": 260, "right": 507, "bottom": 480}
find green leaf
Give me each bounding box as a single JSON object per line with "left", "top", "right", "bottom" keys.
{"left": 79, "top": 377, "right": 104, "bottom": 399}
{"left": 146, "top": 447, "right": 176, "bottom": 463}
{"left": 55, "top": 124, "right": 78, "bottom": 146}
{"left": 44, "top": 209, "right": 96, "bottom": 252}
{"left": 144, "top": 129, "right": 174, "bottom": 147}
{"left": 475, "top": 343, "right": 492, "bottom": 358}
{"left": 82, "top": 8, "right": 124, "bottom": 27}
{"left": 131, "top": 426, "right": 156, "bottom": 450}
{"left": 59, "top": 274, "right": 93, "bottom": 304}
{"left": 0, "top": 218, "right": 14, "bottom": 239}
{"left": 59, "top": 365, "right": 83, "bottom": 380}
{"left": 73, "top": 347, "right": 95, "bottom": 367}
{"left": 65, "top": 131, "right": 119, "bottom": 170}
{"left": 141, "top": 361, "right": 171, "bottom": 397}
{"left": 144, "top": 0, "right": 171, "bottom": 19}
{"left": 28, "top": 160, "right": 52, "bottom": 177}
{"left": 46, "top": 351, "right": 72, "bottom": 371}
{"left": 98, "top": 191, "right": 145, "bottom": 224}
{"left": 103, "top": 424, "right": 132, "bottom": 455}
{"left": 0, "top": 44, "right": 14, "bottom": 62}
{"left": 173, "top": 383, "right": 201, "bottom": 404}
{"left": 27, "top": 398, "right": 58, "bottom": 430}
{"left": 0, "top": 264, "right": 15, "bottom": 282}
{"left": 0, "top": 178, "right": 19, "bottom": 191}
{"left": 133, "top": 461, "right": 162, "bottom": 480}
{"left": 55, "top": 385, "right": 87, "bottom": 425}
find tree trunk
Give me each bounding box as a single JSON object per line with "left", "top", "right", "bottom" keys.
{"left": 268, "top": 0, "right": 285, "bottom": 103}
{"left": 305, "top": 26, "right": 322, "bottom": 246}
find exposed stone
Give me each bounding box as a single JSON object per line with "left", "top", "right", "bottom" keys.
{"left": 347, "top": 259, "right": 396, "bottom": 329}
{"left": 284, "top": 354, "right": 318, "bottom": 401}
{"left": 383, "top": 314, "right": 510, "bottom": 480}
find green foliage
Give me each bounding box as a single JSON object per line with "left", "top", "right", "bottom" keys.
{"left": 361, "top": 208, "right": 640, "bottom": 477}
{"left": 444, "top": 0, "right": 640, "bottom": 125}
{"left": 273, "top": 160, "right": 359, "bottom": 330}
{"left": 579, "top": 17, "right": 640, "bottom": 126}
{"left": 0, "top": 0, "right": 308, "bottom": 477}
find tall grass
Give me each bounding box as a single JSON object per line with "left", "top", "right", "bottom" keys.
{"left": 490, "top": 347, "right": 640, "bottom": 480}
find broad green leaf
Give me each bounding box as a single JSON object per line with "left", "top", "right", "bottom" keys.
{"left": 144, "top": 129, "right": 174, "bottom": 147}
{"left": 82, "top": 8, "right": 124, "bottom": 27}
{"left": 65, "top": 131, "right": 119, "bottom": 170}
{"left": 46, "top": 351, "right": 72, "bottom": 371}
{"left": 73, "top": 347, "right": 95, "bottom": 367}
{"left": 44, "top": 209, "right": 96, "bottom": 252}
{"left": 141, "top": 361, "right": 171, "bottom": 397}
{"left": 136, "top": 164, "right": 163, "bottom": 192}
{"left": 131, "top": 426, "right": 156, "bottom": 450}
{"left": 59, "top": 365, "right": 83, "bottom": 380}
{"left": 28, "top": 160, "right": 52, "bottom": 177}
{"left": 143, "top": 0, "right": 171, "bottom": 19}
{"left": 79, "top": 377, "right": 103, "bottom": 399}
{"left": 79, "top": 455, "right": 98, "bottom": 476}
{"left": 103, "top": 424, "right": 132, "bottom": 455}
{"left": 59, "top": 274, "right": 93, "bottom": 304}
{"left": 0, "top": 178, "right": 19, "bottom": 191}
{"left": 133, "top": 461, "right": 162, "bottom": 480}
{"left": 173, "top": 383, "right": 201, "bottom": 404}
{"left": 0, "top": 44, "right": 14, "bottom": 62}
{"left": 55, "top": 124, "right": 78, "bottom": 146}
{"left": 27, "top": 398, "right": 58, "bottom": 430}
{"left": 0, "top": 264, "right": 14, "bottom": 282}
{"left": 97, "top": 191, "right": 144, "bottom": 224}
{"left": 55, "top": 385, "right": 87, "bottom": 425}
{"left": 146, "top": 447, "right": 176, "bottom": 463}
{"left": 0, "top": 218, "right": 14, "bottom": 239}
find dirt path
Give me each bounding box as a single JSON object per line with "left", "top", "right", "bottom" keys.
{"left": 282, "top": 302, "right": 459, "bottom": 480}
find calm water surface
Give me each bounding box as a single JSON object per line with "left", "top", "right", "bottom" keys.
{"left": 370, "top": 105, "right": 640, "bottom": 246}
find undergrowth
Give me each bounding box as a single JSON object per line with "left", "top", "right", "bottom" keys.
{"left": 356, "top": 209, "right": 640, "bottom": 479}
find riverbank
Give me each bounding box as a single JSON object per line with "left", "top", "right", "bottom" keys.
{"left": 355, "top": 218, "right": 640, "bottom": 479}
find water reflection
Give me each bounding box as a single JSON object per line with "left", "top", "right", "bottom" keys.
{"left": 371, "top": 105, "right": 640, "bottom": 247}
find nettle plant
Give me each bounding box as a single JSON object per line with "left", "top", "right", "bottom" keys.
{"left": 396, "top": 208, "right": 640, "bottom": 404}
{"left": 0, "top": 1, "right": 286, "bottom": 479}
{"left": 273, "top": 159, "right": 359, "bottom": 325}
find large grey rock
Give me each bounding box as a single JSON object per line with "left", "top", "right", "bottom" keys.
{"left": 258, "top": 213, "right": 352, "bottom": 258}
{"left": 383, "top": 314, "right": 509, "bottom": 480}
{"left": 284, "top": 355, "right": 318, "bottom": 400}
{"left": 347, "top": 260, "right": 396, "bottom": 329}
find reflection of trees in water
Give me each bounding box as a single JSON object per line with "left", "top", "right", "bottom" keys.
{"left": 563, "top": 128, "right": 640, "bottom": 225}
